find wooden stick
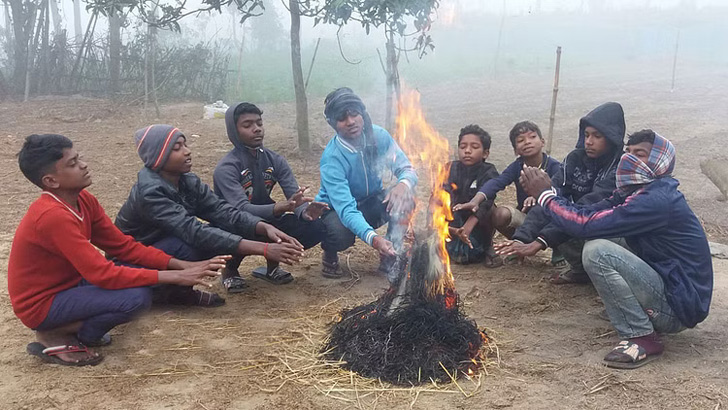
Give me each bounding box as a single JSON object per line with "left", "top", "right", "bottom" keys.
{"left": 546, "top": 46, "right": 562, "bottom": 155}
{"left": 304, "top": 37, "right": 321, "bottom": 91}
{"left": 671, "top": 29, "right": 680, "bottom": 92}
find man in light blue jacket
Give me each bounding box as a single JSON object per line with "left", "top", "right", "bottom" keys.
{"left": 315, "top": 88, "right": 418, "bottom": 283}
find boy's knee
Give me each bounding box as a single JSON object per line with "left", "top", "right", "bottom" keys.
{"left": 121, "top": 287, "right": 153, "bottom": 315}
{"left": 582, "top": 239, "right": 612, "bottom": 272}
{"left": 491, "top": 206, "right": 511, "bottom": 228}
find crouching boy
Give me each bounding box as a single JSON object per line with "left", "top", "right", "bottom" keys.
{"left": 520, "top": 130, "right": 713, "bottom": 369}
{"left": 116, "top": 125, "right": 304, "bottom": 306}
{"left": 213, "top": 102, "right": 328, "bottom": 291}
{"left": 8, "top": 134, "right": 227, "bottom": 366}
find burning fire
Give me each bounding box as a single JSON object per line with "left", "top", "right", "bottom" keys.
{"left": 394, "top": 90, "right": 455, "bottom": 300}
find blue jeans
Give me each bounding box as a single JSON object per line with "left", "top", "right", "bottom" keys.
{"left": 582, "top": 239, "right": 685, "bottom": 339}
{"left": 36, "top": 280, "right": 152, "bottom": 343}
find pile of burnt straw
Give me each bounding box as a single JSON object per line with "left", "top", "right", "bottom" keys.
{"left": 321, "top": 242, "right": 488, "bottom": 385}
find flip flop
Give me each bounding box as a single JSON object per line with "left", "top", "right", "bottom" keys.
{"left": 222, "top": 276, "right": 247, "bottom": 294}
{"left": 26, "top": 342, "right": 104, "bottom": 367}
{"left": 603, "top": 340, "right": 662, "bottom": 369}
{"left": 252, "top": 266, "right": 294, "bottom": 285}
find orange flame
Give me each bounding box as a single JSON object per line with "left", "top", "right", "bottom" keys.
{"left": 394, "top": 90, "right": 454, "bottom": 299}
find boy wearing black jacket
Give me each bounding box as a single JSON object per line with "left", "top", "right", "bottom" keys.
{"left": 116, "top": 125, "right": 304, "bottom": 305}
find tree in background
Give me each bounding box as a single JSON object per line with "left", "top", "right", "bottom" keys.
{"left": 316, "top": 0, "right": 438, "bottom": 130}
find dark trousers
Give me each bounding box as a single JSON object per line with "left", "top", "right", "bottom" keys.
{"left": 150, "top": 237, "right": 216, "bottom": 302}
{"left": 36, "top": 280, "right": 152, "bottom": 344}
{"left": 320, "top": 191, "right": 410, "bottom": 254}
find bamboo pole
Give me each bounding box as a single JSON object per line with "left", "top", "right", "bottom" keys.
{"left": 671, "top": 29, "right": 680, "bottom": 92}
{"left": 304, "top": 37, "right": 321, "bottom": 91}
{"left": 546, "top": 46, "right": 562, "bottom": 155}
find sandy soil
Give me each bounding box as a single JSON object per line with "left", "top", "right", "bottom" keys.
{"left": 0, "top": 65, "right": 726, "bottom": 409}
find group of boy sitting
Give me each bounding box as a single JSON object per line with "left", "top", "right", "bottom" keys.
{"left": 7, "top": 88, "right": 713, "bottom": 371}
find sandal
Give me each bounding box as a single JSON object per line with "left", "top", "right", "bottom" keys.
{"left": 321, "top": 258, "right": 346, "bottom": 279}
{"left": 222, "top": 276, "right": 247, "bottom": 293}
{"left": 550, "top": 269, "right": 590, "bottom": 284}
{"left": 603, "top": 340, "right": 662, "bottom": 369}
{"left": 252, "top": 266, "right": 294, "bottom": 285}
{"left": 26, "top": 342, "right": 104, "bottom": 367}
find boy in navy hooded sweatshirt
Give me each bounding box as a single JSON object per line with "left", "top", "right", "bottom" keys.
{"left": 214, "top": 102, "right": 328, "bottom": 292}
{"left": 498, "top": 102, "right": 626, "bottom": 284}
{"left": 520, "top": 129, "right": 712, "bottom": 369}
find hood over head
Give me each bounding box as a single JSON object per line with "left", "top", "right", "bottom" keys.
{"left": 577, "top": 102, "right": 626, "bottom": 151}
{"left": 225, "top": 102, "right": 263, "bottom": 150}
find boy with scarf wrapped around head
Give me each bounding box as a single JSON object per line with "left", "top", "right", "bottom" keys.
{"left": 520, "top": 130, "right": 713, "bottom": 369}
{"left": 116, "top": 125, "right": 304, "bottom": 306}
{"left": 213, "top": 102, "right": 328, "bottom": 292}
{"left": 315, "top": 88, "right": 417, "bottom": 283}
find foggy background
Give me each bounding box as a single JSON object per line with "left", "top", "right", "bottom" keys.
{"left": 2, "top": 0, "right": 727, "bottom": 104}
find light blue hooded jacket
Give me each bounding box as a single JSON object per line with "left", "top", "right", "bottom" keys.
{"left": 315, "top": 125, "right": 417, "bottom": 245}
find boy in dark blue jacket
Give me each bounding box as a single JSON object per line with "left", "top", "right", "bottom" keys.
{"left": 213, "top": 103, "right": 328, "bottom": 291}
{"left": 498, "top": 102, "right": 626, "bottom": 283}
{"left": 518, "top": 130, "right": 713, "bottom": 369}
{"left": 455, "top": 121, "right": 560, "bottom": 239}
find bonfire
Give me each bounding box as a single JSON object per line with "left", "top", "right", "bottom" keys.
{"left": 322, "top": 91, "right": 489, "bottom": 385}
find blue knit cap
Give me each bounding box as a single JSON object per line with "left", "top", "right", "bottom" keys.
{"left": 134, "top": 124, "right": 185, "bottom": 171}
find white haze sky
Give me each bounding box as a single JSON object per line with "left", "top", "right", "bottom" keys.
{"left": 4, "top": 0, "right": 727, "bottom": 42}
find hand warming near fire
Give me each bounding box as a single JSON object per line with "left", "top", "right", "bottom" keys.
{"left": 7, "top": 94, "right": 713, "bottom": 374}
{"left": 446, "top": 107, "right": 712, "bottom": 371}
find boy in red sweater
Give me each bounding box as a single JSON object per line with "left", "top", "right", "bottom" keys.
{"left": 8, "top": 134, "right": 228, "bottom": 367}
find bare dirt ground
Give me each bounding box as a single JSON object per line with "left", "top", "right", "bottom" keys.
{"left": 0, "top": 64, "right": 726, "bottom": 409}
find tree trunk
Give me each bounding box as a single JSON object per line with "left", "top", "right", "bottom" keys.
{"left": 108, "top": 9, "right": 122, "bottom": 96}
{"left": 289, "top": 0, "right": 309, "bottom": 152}
{"left": 9, "top": 0, "right": 36, "bottom": 94}
{"left": 24, "top": 0, "right": 45, "bottom": 101}
{"left": 72, "top": 0, "right": 82, "bottom": 43}
{"left": 48, "top": 0, "right": 60, "bottom": 34}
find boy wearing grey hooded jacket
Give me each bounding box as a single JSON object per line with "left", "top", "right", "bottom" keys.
{"left": 214, "top": 103, "right": 327, "bottom": 291}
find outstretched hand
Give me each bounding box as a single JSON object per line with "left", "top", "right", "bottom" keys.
{"left": 372, "top": 235, "right": 396, "bottom": 257}
{"left": 493, "top": 240, "right": 544, "bottom": 257}
{"left": 262, "top": 224, "right": 304, "bottom": 249}
{"left": 160, "top": 255, "right": 232, "bottom": 287}
{"left": 519, "top": 166, "right": 553, "bottom": 198}
{"left": 448, "top": 226, "right": 473, "bottom": 249}
{"left": 302, "top": 201, "right": 329, "bottom": 221}
{"left": 274, "top": 186, "right": 314, "bottom": 215}
{"left": 452, "top": 201, "right": 478, "bottom": 214}
{"left": 383, "top": 182, "right": 414, "bottom": 215}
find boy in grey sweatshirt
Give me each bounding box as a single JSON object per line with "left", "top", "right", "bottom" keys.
{"left": 214, "top": 102, "right": 327, "bottom": 292}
